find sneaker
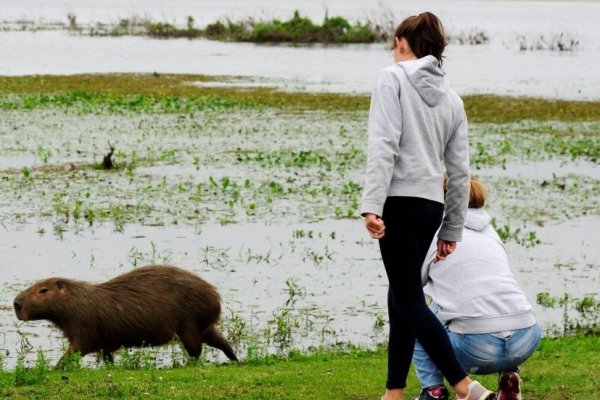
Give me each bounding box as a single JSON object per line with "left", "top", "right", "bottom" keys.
{"left": 456, "top": 380, "right": 496, "bottom": 400}
{"left": 497, "top": 371, "right": 521, "bottom": 400}
{"left": 413, "top": 385, "right": 450, "bottom": 400}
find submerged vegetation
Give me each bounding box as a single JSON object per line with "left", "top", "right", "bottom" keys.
{"left": 517, "top": 32, "right": 580, "bottom": 51}
{"left": 447, "top": 29, "right": 489, "bottom": 45}
{"left": 537, "top": 291, "right": 600, "bottom": 336}
{"left": 0, "top": 73, "right": 598, "bottom": 232}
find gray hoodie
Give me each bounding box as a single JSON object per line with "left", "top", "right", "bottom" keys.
{"left": 360, "top": 55, "right": 470, "bottom": 241}
{"left": 421, "top": 208, "right": 537, "bottom": 334}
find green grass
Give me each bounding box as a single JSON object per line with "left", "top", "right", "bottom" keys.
{"left": 0, "top": 336, "right": 598, "bottom": 399}
{"left": 1, "top": 74, "right": 599, "bottom": 122}
{"left": 463, "top": 94, "right": 600, "bottom": 124}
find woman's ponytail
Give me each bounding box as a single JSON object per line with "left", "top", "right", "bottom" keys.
{"left": 392, "top": 12, "right": 447, "bottom": 67}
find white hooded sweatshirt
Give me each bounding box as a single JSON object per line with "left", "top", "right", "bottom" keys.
{"left": 360, "top": 55, "right": 470, "bottom": 241}
{"left": 421, "top": 208, "right": 537, "bottom": 334}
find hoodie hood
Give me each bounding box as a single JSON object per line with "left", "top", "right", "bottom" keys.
{"left": 398, "top": 55, "right": 447, "bottom": 106}
{"left": 464, "top": 208, "right": 491, "bottom": 231}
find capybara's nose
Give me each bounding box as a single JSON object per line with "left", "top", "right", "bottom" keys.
{"left": 13, "top": 300, "right": 22, "bottom": 312}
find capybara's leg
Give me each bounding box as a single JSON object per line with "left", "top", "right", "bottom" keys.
{"left": 202, "top": 325, "right": 238, "bottom": 361}
{"left": 178, "top": 323, "right": 204, "bottom": 358}
{"left": 99, "top": 349, "right": 114, "bottom": 365}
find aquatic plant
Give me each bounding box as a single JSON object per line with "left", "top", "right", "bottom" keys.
{"left": 66, "top": 14, "right": 78, "bottom": 32}
{"left": 284, "top": 278, "right": 306, "bottom": 306}
{"left": 517, "top": 32, "right": 580, "bottom": 51}
{"left": 221, "top": 311, "right": 247, "bottom": 346}
{"left": 268, "top": 307, "right": 296, "bottom": 347}
{"left": 490, "top": 218, "right": 541, "bottom": 247}
{"left": 36, "top": 146, "right": 52, "bottom": 164}
{"left": 127, "top": 242, "right": 173, "bottom": 267}
{"left": 373, "top": 314, "right": 386, "bottom": 330}
{"left": 200, "top": 246, "right": 231, "bottom": 270}
{"left": 303, "top": 246, "right": 335, "bottom": 267}
{"left": 447, "top": 29, "right": 489, "bottom": 45}
{"left": 242, "top": 247, "right": 280, "bottom": 265}
{"left": 537, "top": 291, "right": 599, "bottom": 336}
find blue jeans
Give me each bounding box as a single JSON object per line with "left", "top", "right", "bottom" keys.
{"left": 413, "top": 306, "right": 542, "bottom": 388}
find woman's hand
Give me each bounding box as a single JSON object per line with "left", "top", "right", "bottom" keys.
{"left": 435, "top": 239, "right": 456, "bottom": 262}
{"left": 364, "top": 213, "right": 385, "bottom": 239}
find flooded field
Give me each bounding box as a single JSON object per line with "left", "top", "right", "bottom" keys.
{"left": 0, "top": 99, "right": 598, "bottom": 369}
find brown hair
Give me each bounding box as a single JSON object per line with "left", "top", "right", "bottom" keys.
{"left": 443, "top": 175, "right": 488, "bottom": 208}
{"left": 392, "top": 12, "right": 447, "bottom": 66}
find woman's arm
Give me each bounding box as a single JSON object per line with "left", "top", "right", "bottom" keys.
{"left": 360, "top": 70, "right": 403, "bottom": 219}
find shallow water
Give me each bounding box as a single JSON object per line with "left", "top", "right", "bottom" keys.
{"left": 1, "top": 214, "right": 598, "bottom": 368}
{"left": 480, "top": 160, "right": 600, "bottom": 180}
{"left": 1, "top": 1, "right": 600, "bottom": 99}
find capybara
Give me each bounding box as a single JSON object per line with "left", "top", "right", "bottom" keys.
{"left": 13, "top": 265, "right": 238, "bottom": 366}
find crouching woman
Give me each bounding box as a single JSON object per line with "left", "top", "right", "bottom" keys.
{"left": 413, "top": 177, "right": 541, "bottom": 400}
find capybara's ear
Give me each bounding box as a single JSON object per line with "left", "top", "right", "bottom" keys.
{"left": 55, "top": 279, "right": 66, "bottom": 291}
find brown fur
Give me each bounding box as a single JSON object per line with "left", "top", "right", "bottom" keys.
{"left": 13, "top": 265, "right": 238, "bottom": 365}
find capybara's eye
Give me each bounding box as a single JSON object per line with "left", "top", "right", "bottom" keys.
{"left": 38, "top": 288, "right": 49, "bottom": 294}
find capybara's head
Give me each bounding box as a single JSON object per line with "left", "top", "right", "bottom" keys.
{"left": 13, "top": 278, "right": 70, "bottom": 321}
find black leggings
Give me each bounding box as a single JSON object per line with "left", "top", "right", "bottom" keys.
{"left": 379, "top": 197, "right": 467, "bottom": 389}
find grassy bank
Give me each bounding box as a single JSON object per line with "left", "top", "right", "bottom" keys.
{"left": 0, "top": 335, "right": 598, "bottom": 399}
{"left": 1, "top": 74, "right": 599, "bottom": 122}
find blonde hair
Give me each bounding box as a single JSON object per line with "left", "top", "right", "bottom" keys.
{"left": 468, "top": 177, "right": 487, "bottom": 208}
{"left": 443, "top": 175, "right": 487, "bottom": 208}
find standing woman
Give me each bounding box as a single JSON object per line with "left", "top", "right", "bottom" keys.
{"left": 361, "top": 12, "right": 496, "bottom": 400}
